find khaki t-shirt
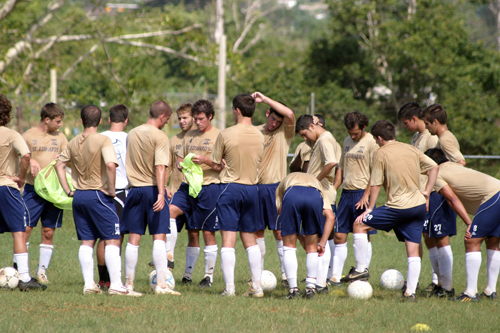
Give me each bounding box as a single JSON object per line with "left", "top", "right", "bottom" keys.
{"left": 179, "top": 126, "right": 221, "bottom": 185}
{"left": 211, "top": 123, "right": 264, "bottom": 185}
{"left": 275, "top": 172, "right": 332, "bottom": 211}
{"left": 257, "top": 122, "right": 295, "bottom": 184}
{"left": 371, "top": 141, "right": 437, "bottom": 209}
{"left": 434, "top": 162, "right": 500, "bottom": 215}
{"left": 58, "top": 132, "right": 118, "bottom": 192}
{"left": 289, "top": 142, "right": 311, "bottom": 169}
{"left": 0, "top": 127, "right": 30, "bottom": 190}
{"left": 339, "top": 132, "right": 378, "bottom": 190}
{"left": 169, "top": 131, "right": 187, "bottom": 193}
{"left": 411, "top": 129, "right": 438, "bottom": 153}
{"left": 22, "top": 128, "right": 68, "bottom": 185}
{"left": 126, "top": 124, "right": 170, "bottom": 187}
{"left": 438, "top": 131, "right": 464, "bottom": 163}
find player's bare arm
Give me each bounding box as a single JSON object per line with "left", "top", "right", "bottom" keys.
{"left": 251, "top": 91, "right": 295, "bottom": 125}
{"left": 9, "top": 153, "right": 30, "bottom": 189}
{"left": 355, "top": 179, "right": 372, "bottom": 210}
{"left": 29, "top": 158, "right": 42, "bottom": 178}
{"left": 318, "top": 209, "right": 335, "bottom": 256}
{"left": 316, "top": 162, "right": 336, "bottom": 182}
{"left": 438, "top": 185, "right": 472, "bottom": 240}
{"left": 153, "top": 164, "right": 166, "bottom": 212}
{"left": 422, "top": 165, "right": 439, "bottom": 197}
{"left": 54, "top": 159, "right": 73, "bottom": 197}
{"left": 355, "top": 185, "right": 382, "bottom": 224}
{"left": 104, "top": 162, "right": 117, "bottom": 197}
{"left": 333, "top": 168, "right": 342, "bottom": 190}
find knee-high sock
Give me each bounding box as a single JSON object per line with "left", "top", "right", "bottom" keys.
{"left": 13, "top": 242, "right": 29, "bottom": 264}
{"left": 105, "top": 245, "right": 123, "bottom": 290}
{"left": 465, "top": 252, "right": 481, "bottom": 297}
{"left": 283, "top": 246, "right": 298, "bottom": 290}
{"left": 184, "top": 247, "right": 200, "bottom": 279}
{"left": 353, "top": 233, "right": 368, "bottom": 272}
{"left": 247, "top": 245, "right": 262, "bottom": 290}
{"left": 167, "top": 218, "right": 178, "bottom": 262}
{"left": 153, "top": 240, "right": 168, "bottom": 288}
{"left": 124, "top": 243, "right": 139, "bottom": 287}
{"left": 14, "top": 253, "right": 30, "bottom": 283}
{"left": 305, "top": 253, "right": 318, "bottom": 289}
{"left": 221, "top": 247, "right": 236, "bottom": 292}
{"left": 332, "top": 242, "right": 347, "bottom": 282}
{"left": 405, "top": 257, "right": 421, "bottom": 295}
{"left": 438, "top": 245, "right": 453, "bottom": 291}
{"left": 485, "top": 249, "right": 500, "bottom": 295}
{"left": 38, "top": 244, "right": 54, "bottom": 275}
{"left": 78, "top": 246, "right": 95, "bottom": 288}
{"left": 327, "top": 239, "right": 335, "bottom": 279}
{"left": 316, "top": 242, "right": 331, "bottom": 287}
{"left": 366, "top": 241, "right": 373, "bottom": 269}
{"left": 428, "top": 246, "right": 440, "bottom": 285}
{"left": 276, "top": 239, "right": 286, "bottom": 279}
{"left": 256, "top": 237, "right": 266, "bottom": 271}
{"left": 204, "top": 245, "right": 218, "bottom": 282}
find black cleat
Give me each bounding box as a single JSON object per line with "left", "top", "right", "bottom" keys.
{"left": 181, "top": 277, "right": 193, "bottom": 285}
{"left": 479, "top": 291, "right": 497, "bottom": 300}
{"left": 285, "top": 288, "right": 301, "bottom": 299}
{"left": 198, "top": 276, "right": 212, "bottom": 288}
{"left": 449, "top": 292, "right": 479, "bottom": 302}
{"left": 281, "top": 279, "right": 289, "bottom": 289}
{"left": 426, "top": 284, "right": 442, "bottom": 298}
{"left": 436, "top": 287, "right": 455, "bottom": 298}
{"left": 340, "top": 268, "right": 369, "bottom": 283}
{"left": 401, "top": 293, "right": 418, "bottom": 302}
{"left": 148, "top": 262, "right": 155, "bottom": 268}
{"left": 303, "top": 287, "right": 317, "bottom": 300}
{"left": 167, "top": 260, "right": 175, "bottom": 271}
{"left": 315, "top": 285, "right": 329, "bottom": 294}
{"left": 327, "top": 279, "right": 342, "bottom": 287}
{"left": 18, "top": 278, "right": 47, "bottom": 291}
{"left": 424, "top": 282, "right": 438, "bottom": 292}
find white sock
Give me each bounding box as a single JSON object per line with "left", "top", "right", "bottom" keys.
{"left": 428, "top": 246, "right": 440, "bottom": 285}
{"left": 465, "top": 252, "right": 481, "bottom": 297}
{"left": 405, "top": 257, "right": 421, "bottom": 295}
{"left": 276, "top": 239, "right": 286, "bottom": 279}
{"left": 105, "top": 245, "right": 123, "bottom": 290}
{"left": 485, "top": 249, "right": 500, "bottom": 295}
{"left": 38, "top": 244, "right": 54, "bottom": 275}
{"left": 438, "top": 246, "right": 453, "bottom": 291}
{"left": 367, "top": 241, "right": 373, "bottom": 268}
{"left": 247, "top": 245, "right": 262, "bottom": 290}
{"left": 78, "top": 246, "right": 95, "bottom": 288}
{"left": 204, "top": 245, "right": 218, "bottom": 282}
{"left": 221, "top": 247, "right": 236, "bottom": 292}
{"left": 184, "top": 247, "right": 200, "bottom": 279}
{"left": 353, "top": 233, "right": 368, "bottom": 272}
{"left": 13, "top": 242, "right": 29, "bottom": 264}
{"left": 283, "top": 246, "right": 298, "bottom": 290}
{"left": 124, "top": 243, "right": 139, "bottom": 287}
{"left": 316, "top": 242, "right": 330, "bottom": 287}
{"left": 305, "top": 252, "right": 318, "bottom": 289}
{"left": 14, "top": 253, "right": 30, "bottom": 283}
{"left": 167, "top": 218, "right": 178, "bottom": 262}
{"left": 332, "top": 242, "right": 347, "bottom": 282}
{"left": 153, "top": 240, "right": 168, "bottom": 288}
{"left": 256, "top": 237, "right": 266, "bottom": 271}
{"left": 327, "top": 239, "right": 335, "bottom": 279}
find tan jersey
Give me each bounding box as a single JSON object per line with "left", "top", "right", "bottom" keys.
{"left": 339, "top": 132, "right": 378, "bottom": 190}
{"left": 0, "top": 127, "right": 30, "bottom": 190}
{"left": 179, "top": 126, "right": 221, "bottom": 185}
{"left": 169, "top": 131, "right": 187, "bottom": 193}
{"left": 307, "top": 131, "right": 340, "bottom": 204}
{"left": 434, "top": 162, "right": 500, "bottom": 215}
{"left": 371, "top": 141, "right": 437, "bottom": 209}
{"left": 126, "top": 124, "right": 170, "bottom": 187}
{"left": 257, "top": 122, "right": 295, "bottom": 184}
{"left": 58, "top": 132, "right": 118, "bottom": 191}
{"left": 275, "top": 172, "right": 332, "bottom": 211}
{"left": 289, "top": 142, "right": 311, "bottom": 169}
{"left": 411, "top": 129, "right": 438, "bottom": 153}
{"left": 22, "top": 128, "right": 68, "bottom": 185}
{"left": 211, "top": 123, "right": 264, "bottom": 185}
{"left": 438, "top": 131, "right": 464, "bottom": 163}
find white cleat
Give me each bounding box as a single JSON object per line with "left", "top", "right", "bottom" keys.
{"left": 220, "top": 289, "right": 236, "bottom": 297}
{"left": 109, "top": 286, "right": 143, "bottom": 297}
{"left": 155, "top": 285, "right": 181, "bottom": 295}
{"left": 83, "top": 284, "right": 103, "bottom": 295}
{"left": 36, "top": 273, "right": 50, "bottom": 284}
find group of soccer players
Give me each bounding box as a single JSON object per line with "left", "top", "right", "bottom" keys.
{"left": 0, "top": 92, "right": 499, "bottom": 302}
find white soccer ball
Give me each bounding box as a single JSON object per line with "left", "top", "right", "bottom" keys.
{"left": 347, "top": 280, "right": 373, "bottom": 300}
{"left": 149, "top": 269, "right": 175, "bottom": 292}
{"left": 380, "top": 269, "right": 405, "bottom": 290}
{"left": 260, "top": 270, "right": 277, "bottom": 292}
{"left": 0, "top": 267, "right": 20, "bottom": 289}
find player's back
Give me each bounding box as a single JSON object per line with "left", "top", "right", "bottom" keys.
{"left": 257, "top": 122, "right": 294, "bottom": 184}
{"left": 438, "top": 131, "right": 464, "bottom": 163}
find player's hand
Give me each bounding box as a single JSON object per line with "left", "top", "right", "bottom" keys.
{"left": 176, "top": 161, "right": 183, "bottom": 172}
{"left": 464, "top": 224, "right": 472, "bottom": 240}
{"left": 192, "top": 155, "right": 205, "bottom": 165}
{"left": 355, "top": 194, "right": 370, "bottom": 210}
{"left": 9, "top": 176, "right": 25, "bottom": 189}
{"left": 30, "top": 159, "right": 42, "bottom": 178}
{"left": 355, "top": 209, "right": 372, "bottom": 225}
{"left": 317, "top": 243, "right": 325, "bottom": 257}
{"left": 166, "top": 188, "right": 173, "bottom": 200}
{"left": 221, "top": 157, "right": 226, "bottom": 169}
{"left": 153, "top": 193, "right": 165, "bottom": 212}
{"left": 251, "top": 92, "right": 267, "bottom": 104}
{"left": 100, "top": 188, "right": 115, "bottom": 198}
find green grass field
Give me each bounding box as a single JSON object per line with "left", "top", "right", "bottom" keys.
{"left": 0, "top": 212, "right": 499, "bottom": 332}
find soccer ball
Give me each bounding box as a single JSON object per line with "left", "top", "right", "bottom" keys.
{"left": 149, "top": 269, "right": 175, "bottom": 292}
{"left": 0, "top": 267, "right": 20, "bottom": 289}
{"left": 380, "top": 269, "right": 405, "bottom": 290}
{"left": 347, "top": 280, "right": 373, "bottom": 300}
{"left": 260, "top": 270, "right": 277, "bottom": 292}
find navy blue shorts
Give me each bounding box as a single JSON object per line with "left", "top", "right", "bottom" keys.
{"left": 121, "top": 186, "right": 170, "bottom": 235}
{"left": 171, "top": 183, "right": 220, "bottom": 232}
{"left": 72, "top": 190, "right": 120, "bottom": 241}
{"left": 278, "top": 186, "right": 326, "bottom": 237}
{"left": 257, "top": 183, "right": 279, "bottom": 231}
{"left": 471, "top": 192, "right": 500, "bottom": 238}
{"left": 336, "top": 189, "right": 376, "bottom": 235}
{"left": 423, "top": 191, "right": 457, "bottom": 238}
{"left": 168, "top": 195, "right": 187, "bottom": 232}
{"left": 0, "top": 186, "right": 26, "bottom": 234}
{"left": 363, "top": 204, "right": 426, "bottom": 243}
{"left": 23, "top": 184, "right": 63, "bottom": 229}
{"left": 217, "top": 183, "right": 260, "bottom": 232}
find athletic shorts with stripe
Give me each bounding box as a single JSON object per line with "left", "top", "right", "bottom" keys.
{"left": 423, "top": 191, "right": 456, "bottom": 238}
{"left": 0, "top": 186, "right": 26, "bottom": 234}
{"left": 23, "top": 183, "right": 63, "bottom": 229}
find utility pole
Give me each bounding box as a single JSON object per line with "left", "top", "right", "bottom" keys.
{"left": 216, "top": 0, "right": 226, "bottom": 130}
{"left": 310, "top": 92, "right": 315, "bottom": 115}
{"left": 50, "top": 69, "right": 57, "bottom": 103}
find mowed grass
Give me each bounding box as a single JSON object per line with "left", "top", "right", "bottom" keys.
{"left": 0, "top": 212, "right": 499, "bottom": 332}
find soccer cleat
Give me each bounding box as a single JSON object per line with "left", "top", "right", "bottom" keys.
{"left": 247, "top": 278, "right": 253, "bottom": 286}
{"left": 436, "top": 287, "right": 455, "bottom": 298}
{"left": 449, "top": 292, "right": 479, "bottom": 302}
{"left": 401, "top": 293, "right": 418, "bottom": 302}
{"left": 480, "top": 292, "right": 497, "bottom": 300}
{"left": 243, "top": 287, "right": 264, "bottom": 298}
{"left": 340, "top": 268, "right": 369, "bottom": 283}
{"left": 315, "top": 285, "right": 329, "bottom": 294}
{"left": 285, "top": 288, "right": 301, "bottom": 299}
{"left": 327, "top": 279, "right": 342, "bottom": 287}
{"left": 303, "top": 287, "right": 317, "bottom": 300}
{"left": 83, "top": 284, "right": 103, "bottom": 295}
{"left": 148, "top": 262, "right": 155, "bottom": 268}
{"left": 155, "top": 285, "right": 181, "bottom": 295}
{"left": 18, "top": 278, "right": 47, "bottom": 291}
{"left": 198, "top": 276, "right": 212, "bottom": 288}
{"left": 181, "top": 277, "right": 193, "bottom": 285}
{"left": 36, "top": 273, "right": 50, "bottom": 284}
{"left": 426, "top": 285, "right": 442, "bottom": 298}
{"left": 167, "top": 260, "right": 175, "bottom": 271}
{"left": 281, "top": 279, "right": 289, "bottom": 288}
{"left": 424, "top": 282, "right": 438, "bottom": 292}
{"left": 98, "top": 280, "right": 111, "bottom": 290}
{"left": 108, "top": 287, "right": 143, "bottom": 297}
{"left": 220, "top": 289, "right": 236, "bottom": 297}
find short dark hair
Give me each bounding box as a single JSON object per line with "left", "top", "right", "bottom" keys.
{"left": 295, "top": 114, "right": 314, "bottom": 133}
{"left": 344, "top": 111, "right": 369, "bottom": 130}
{"left": 371, "top": 120, "right": 395, "bottom": 140}
{"left": 269, "top": 101, "right": 287, "bottom": 119}
{"left": 232, "top": 94, "right": 255, "bottom": 117}
{"left": 421, "top": 104, "right": 447, "bottom": 125}
{"left": 40, "top": 103, "right": 64, "bottom": 121}
{"left": 398, "top": 102, "right": 422, "bottom": 121}
{"left": 150, "top": 100, "right": 172, "bottom": 119}
{"left": 192, "top": 99, "right": 214, "bottom": 120}
{"left": 176, "top": 103, "right": 192, "bottom": 115}
{"left": 0, "top": 94, "right": 12, "bottom": 126}
{"left": 81, "top": 105, "right": 102, "bottom": 128}
{"left": 109, "top": 104, "right": 128, "bottom": 123}
{"left": 425, "top": 148, "right": 449, "bottom": 165}
{"left": 314, "top": 114, "right": 325, "bottom": 127}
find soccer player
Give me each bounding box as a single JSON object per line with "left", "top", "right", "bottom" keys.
{"left": 330, "top": 111, "right": 378, "bottom": 286}
{"left": 211, "top": 94, "right": 264, "bottom": 297}
{"left": 22, "top": 103, "right": 67, "bottom": 284}
{"left": 121, "top": 100, "right": 180, "bottom": 295}
{"left": 55, "top": 105, "right": 139, "bottom": 296}
{"left": 95, "top": 104, "right": 129, "bottom": 289}
{"left": 342, "top": 120, "right": 439, "bottom": 302}
{"left": 289, "top": 142, "right": 311, "bottom": 173}
{"left": 276, "top": 172, "right": 335, "bottom": 299}
{"left": 0, "top": 94, "right": 46, "bottom": 291}
{"left": 169, "top": 99, "right": 221, "bottom": 287}
{"left": 254, "top": 92, "right": 295, "bottom": 287}
{"left": 425, "top": 148, "right": 500, "bottom": 302}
